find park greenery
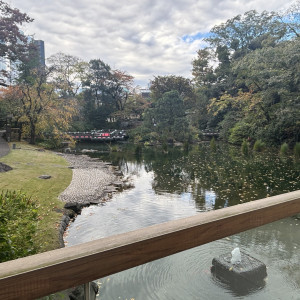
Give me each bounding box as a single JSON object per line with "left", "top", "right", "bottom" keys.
{"left": 0, "top": 1, "right": 299, "bottom": 151}
{"left": 0, "top": 190, "right": 38, "bottom": 262}
{"left": 0, "top": 143, "right": 72, "bottom": 261}
{"left": 0, "top": 0, "right": 299, "bottom": 265}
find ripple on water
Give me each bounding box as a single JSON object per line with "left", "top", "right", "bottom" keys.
{"left": 64, "top": 158, "right": 300, "bottom": 299}
{"left": 96, "top": 239, "right": 242, "bottom": 300}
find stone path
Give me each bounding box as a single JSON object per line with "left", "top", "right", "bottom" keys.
{"left": 0, "top": 131, "right": 9, "bottom": 158}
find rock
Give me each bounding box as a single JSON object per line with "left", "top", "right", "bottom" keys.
{"left": 211, "top": 251, "right": 267, "bottom": 296}
{"left": 113, "top": 181, "right": 123, "bottom": 187}
{"left": 81, "top": 149, "right": 98, "bottom": 153}
{"left": 39, "top": 175, "right": 52, "bottom": 179}
{"left": 59, "top": 215, "right": 70, "bottom": 248}
{"left": 64, "top": 147, "right": 72, "bottom": 153}
{"left": 103, "top": 186, "right": 118, "bottom": 193}
{"left": 68, "top": 282, "right": 99, "bottom": 300}
{"left": 0, "top": 162, "right": 12, "bottom": 172}
{"left": 64, "top": 202, "right": 86, "bottom": 214}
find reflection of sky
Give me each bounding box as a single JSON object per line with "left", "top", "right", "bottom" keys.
{"left": 205, "top": 190, "right": 216, "bottom": 208}
{"left": 66, "top": 163, "right": 201, "bottom": 245}
{"left": 66, "top": 163, "right": 222, "bottom": 246}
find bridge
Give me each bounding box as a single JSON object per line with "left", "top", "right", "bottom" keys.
{"left": 67, "top": 129, "right": 128, "bottom": 142}
{"left": 201, "top": 130, "right": 220, "bottom": 137}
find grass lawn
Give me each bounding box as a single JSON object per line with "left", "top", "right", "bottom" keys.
{"left": 0, "top": 142, "right": 72, "bottom": 253}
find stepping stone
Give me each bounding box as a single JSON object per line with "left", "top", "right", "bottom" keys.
{"left": 39, "top": 175, "right": 52, "bottom": 179}
{"left": 0, "top": 162, "right": 12, "bottom": 172}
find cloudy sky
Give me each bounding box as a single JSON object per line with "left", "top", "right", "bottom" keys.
{"left": 11, "top": 0, "right": 296, "bottom": 86}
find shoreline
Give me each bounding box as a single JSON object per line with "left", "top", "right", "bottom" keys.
{"left": 58, "top": 153, "right": 127, "bottom": 247}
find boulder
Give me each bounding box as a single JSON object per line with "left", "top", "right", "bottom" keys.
{"left": 68, "top": 282, "right": 98, "bottom": 300}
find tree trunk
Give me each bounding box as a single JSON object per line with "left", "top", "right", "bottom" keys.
{"left": 29, "top": 120, "right": 36, "bottom": 145}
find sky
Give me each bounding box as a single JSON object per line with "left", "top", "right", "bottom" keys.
{"left": 10, "top": 0, "right": 296, "bottom": 87}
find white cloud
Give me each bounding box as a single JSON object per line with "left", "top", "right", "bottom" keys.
{"left": 11, "top": 0, "right": 296, "bottom": 86}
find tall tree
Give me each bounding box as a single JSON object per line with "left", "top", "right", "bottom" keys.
{"left": 205, "top": 10, "right": 287, "bottom": 58}
{"left": 1, "top": 66, "right": 77, "bottom": 144}
{"left": 143, "top": 90, "right": 188, "bottom": 142}
{"left": 192, "top": 48, "right": 216, "bottom": 87}
{"left": 47, "top": 53, "right": 88, "bottom": 98}
{"left": 150, "top": 75, "right": 195, "bottom": 106}
{"left": 0, "top": 0, "right": 33, "bottom": 86}
{"left": 82, "top": 59, "right": 134, "bottom": 128}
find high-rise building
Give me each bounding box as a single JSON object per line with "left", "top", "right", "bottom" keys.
{"left": 33, "top": 40, "right": 45, "bottom": 67}
{"left": 0, "top": 39, "right": 45, "bottom": 86}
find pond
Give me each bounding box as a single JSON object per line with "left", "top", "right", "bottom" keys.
{"left": 65, "top": 143, "right": 300, "bottom": 300}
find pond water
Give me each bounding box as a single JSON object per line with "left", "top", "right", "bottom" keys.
{"left": 65, "top": 143, "right": 300, "bottom": 300}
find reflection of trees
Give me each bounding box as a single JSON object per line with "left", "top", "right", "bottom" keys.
{"left": 91, "top": 143, "right": 300, "bottom": 211}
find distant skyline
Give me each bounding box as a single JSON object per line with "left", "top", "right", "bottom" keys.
{"left": 11, "top": 0, "right": 297, "bottom": 86}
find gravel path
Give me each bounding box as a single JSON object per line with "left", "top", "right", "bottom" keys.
{"left": 59, "top": 154, "right": 120, "bottom": 204}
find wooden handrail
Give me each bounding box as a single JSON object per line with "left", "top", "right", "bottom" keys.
{"left": 0, "top": 190, "right": 300, "bottom": 299}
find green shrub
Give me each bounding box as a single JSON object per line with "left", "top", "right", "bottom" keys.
{"left": 109, "top": 145, "right": 120, "bottom": 152}
{"left": 228, "top": 122, "right": 251, "bottom": 145}
{"left": 183, "top": 140, "right": 190, "bottom": 152}
{"left": 280, "top": 142, "right": 289, "bottom": 156}
{"left": 294, "top": 142, "right": 300, "bottom": 160}
{"left": 210, "top": 137, "right": 217, "bottom": 151}
{"left": 241, "top": 140, "right": 249, "bottom": 156}
{"left": 162, "top": 141, "right": 168, "bottom": 152}
{"left": 0, "top": 191, "right": 38, "bottom": 262}
{"left": 253, "top": 140, "right": 265, "bottom": 152}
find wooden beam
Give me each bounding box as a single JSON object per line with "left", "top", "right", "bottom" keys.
{"left": 0, "top": 190, "right": 299, "bottom": 299}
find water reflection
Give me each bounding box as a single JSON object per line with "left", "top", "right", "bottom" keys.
{"left": 86, "top": 143, "right": 299, "bottom": 210}
{"left": 66, "top": 143, "right": 300, "bottom": 299}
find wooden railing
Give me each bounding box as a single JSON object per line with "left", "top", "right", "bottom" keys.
{"left": 0, "top": 190, "right": 300, "bottom": 300}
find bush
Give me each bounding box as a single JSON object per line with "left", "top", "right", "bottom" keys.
{"left": 280, "top": 142, "right": 289, "bottom": 156}
{"left": 228, "top": 122, "right": 251, "bottom": 145}
{"left": 294, "top": 142, "right": 300, "bottom": 160}
{"left": 0, "top": 191, "right": 38, "bottom": 262}
{"left": 253, "top": 140, "right": 265, "bottom": 152}
{"left": 241, "top": 140, "right": 249, "bottom": 156}
{"left": 210, "top": 137, "right": 217, "bottom": 151}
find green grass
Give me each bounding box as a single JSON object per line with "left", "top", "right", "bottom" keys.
{"left": 0, "top": 142, "right": 72, "bottom": 253}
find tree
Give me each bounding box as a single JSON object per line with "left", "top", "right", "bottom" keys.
{"left": 47, "top": 52, "right": 88, "bottom": 98}
{"left": 1, "top": 66, "right": 77, "bottom": 144}
{"left": 190, "top": 6, "right": 300, "bottom": 145}
{"left": 143, "top": 90, "right": 188, "bottom": 142}
{"left": 192, "top": 48, "right": 216, "bottom": 87}
{"left": 205, "top": 10, "right": 287, "bottom": 58}
{"left": 277, "top": 1, "right": 300, "bottom": 38}
{"left": 0, "top": 0, "right": 33, "bottom": 86}
{"left": 108, "top": 69, "right": 134, "bottom": 112}
{"left": 82, "top": 59, "right": 134, "bottom": 128}
{"left": 150, "top": 75, "right": 195, "bottom": 106}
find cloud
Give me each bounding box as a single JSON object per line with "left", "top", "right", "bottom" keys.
{"left": 11, "top": 0, "right": 296, "bottom": 86}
